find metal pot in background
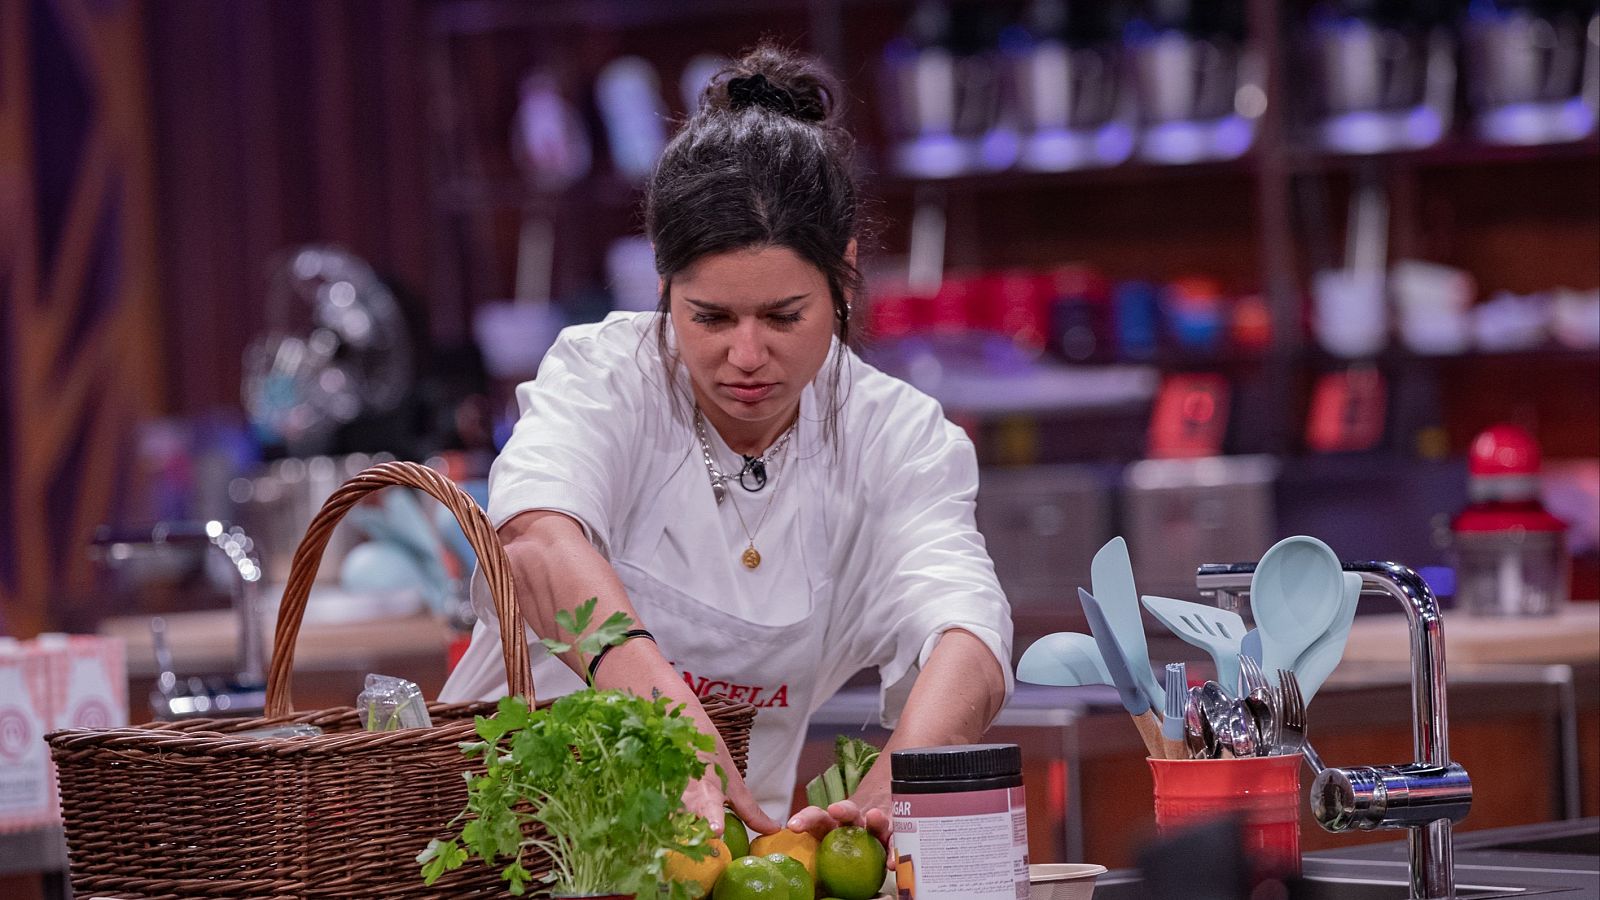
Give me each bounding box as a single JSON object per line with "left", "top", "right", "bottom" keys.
{"left": 1304, "top": 12, "right": 1456, "bottom": 154}
{"left": 1126, "top": 22, "right": 1261, "bottom": 163}
{"left": 879, "top": 1, "right": 1003, "bottom": 178}
{"left": 1463, "top": 4, "right": 1599, "bottom": 145}
{"left": 1003, "top": 5, "right": 1134, "bottom": 172}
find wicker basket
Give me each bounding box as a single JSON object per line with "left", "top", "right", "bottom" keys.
{"left": 47, "top": 461, "right": 756, "bottom": 899}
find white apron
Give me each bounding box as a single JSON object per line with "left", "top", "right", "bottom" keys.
{"left": 440, "top": 438, "right": 834, "bottom": 824}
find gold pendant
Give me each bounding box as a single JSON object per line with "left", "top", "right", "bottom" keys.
{"left": 741, "top": 545, "right": 761, "bottom": 569}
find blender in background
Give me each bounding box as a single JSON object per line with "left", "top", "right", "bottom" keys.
{"left": 879, "top": 1, "right": 1004, "bottom": 178}
{"left": 1463, "top": 0, "right": 1599, "bottom": 146}
{"left": 1125, "top": 0, "right": 1261, "bottom": 163}
{"left": 1452, "top": 424, "right": 1571, "bottom": 616}
{"left": 1302, "top": 0, "right": 1457, "bottom": 154}
{"left": 1002, "top": 0, "right": 1135, "bottom": 172}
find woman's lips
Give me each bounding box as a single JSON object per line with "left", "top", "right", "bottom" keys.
{"left": 724, "top": 383, "right": 777, "bottom": 403}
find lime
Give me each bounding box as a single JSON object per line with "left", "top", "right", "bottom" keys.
{"left": 724, "top": 809, "right": 751, "bottom": 859}
{"left": 762, "top": 852, "right": 814, "bottom": 900}
{"left": 816, "top": 826, "right": 887, "bottom": 900}
{"left": 712, "top": 855, "right": 789, "bottom": 900}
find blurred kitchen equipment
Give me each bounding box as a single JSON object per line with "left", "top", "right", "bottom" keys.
{"left": 1391, "top": 259, "right": 1475, "bottom": 355}
{"left": 1079, "top": 588, "right": 1166, "bottom": 757}
{"left": 510, "top": 70, "right": 591, "bottom": 193}
{"left": 474, "top": 216, "right": 567, "bottom": 382}
{"left": 1016, "top": 631, "right": 1113, "bottom": 687}
{"left": 92, "top": 521, "right": 268, "bottom": 719}
{"left": 229, "top": 453, "right": 386, "bottom": 584}
{"left": 595, "top": 56, "right": 668, "bottom": 181}
{"left": 1197, "top": 559, "right": 1473, "bottom": 900}
{"left": 679, "top": 53, "right": 728, "bottom": 113}
{"left": 1141, "top": 594, "right": 1245, "bottom": 690}
{"left": 1463, "top": 3, "right": 1599, "bottom": 145}
{"left": 1293, "top": 571, "right": 1364, "bottom": 702}
{"left": 1314, "top": 171, "right": 1390, "bottom": 358}
{"left": 1122, "top": 455, "right": 1278, "bottom": 601}
{"left": 1250, "top": 535, "right": 1344, "bottom": 674}
{"left": 1305, "top": 11, "right": 1455, "bottom": 153}
{"left": 1005, "top": 0, "right": 1134, "bottom": 172}
{"left": 1090, "top": 537, "right": 1166, "bottom": 713}
{"left": 977, "top": 464, "right": 1112, "bottom": 621}
{"left": 1125, "top": 5, "right": 1260, "bottom": 164}
{"left": 241, "top": 246, "right": 413, "bottom": 457}
{"left": 1452, "top": 424, "right": 1570, "bottom": 617}
{"left": 879, "top": 1, "right": 1003, "bottom": 177}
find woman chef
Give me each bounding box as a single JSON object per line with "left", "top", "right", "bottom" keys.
{"left": 440, "top": 45, "right": 1013, "bottom": 845}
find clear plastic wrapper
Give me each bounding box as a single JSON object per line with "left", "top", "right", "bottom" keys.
{"left": 234, "top": 724, "right": 324, "bottom": 739}
{"left": 357, "top": 673, "right": 432, "bottom": 731}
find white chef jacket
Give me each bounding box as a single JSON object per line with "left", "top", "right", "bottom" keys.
{"left": 440, "top": 311, "right": 1014, "bottom": 822}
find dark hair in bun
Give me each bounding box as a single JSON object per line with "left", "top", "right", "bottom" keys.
{"left": 646, "top": 43, "right": 864, "bottom": 444}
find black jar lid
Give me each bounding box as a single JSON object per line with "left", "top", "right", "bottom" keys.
{"left": 891, "top": 744, "right": 1022, "bottom": 782}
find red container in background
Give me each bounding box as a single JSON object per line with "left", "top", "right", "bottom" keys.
{"left": 929, "top": 272, "right": 982, "bottom": 334}
{"left": 980, "top": 269, "right": 1053, "bottom": 350}
{"left": 1148, "top": 755, "right": 1302, "bottom": 879}
{"left": 868, "top": 286, "right": 922, "bottom": 339}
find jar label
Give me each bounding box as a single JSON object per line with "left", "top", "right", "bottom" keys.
{"left": 890, "top": 785, "right": 1028, "bottom": 900}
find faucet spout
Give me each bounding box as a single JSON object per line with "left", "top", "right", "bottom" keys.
{"left": 1195, "top": 559, "right": 1472, "bottom": 900}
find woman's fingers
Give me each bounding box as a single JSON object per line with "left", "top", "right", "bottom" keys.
{"left": 681, "top": 776, "right": 727, "bottom": 836}
{"left": 787, "top": 804, "right": 841, "bottom": 840}
{"left": 723, "top": 770, "right": 782, "bottom": 835}
{"left": 862, "top": 806, "right": 894, "bottom": 846}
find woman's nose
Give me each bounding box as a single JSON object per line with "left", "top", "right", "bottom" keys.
{"left": 727, "top": 322, "right": 768, "bottom": 371}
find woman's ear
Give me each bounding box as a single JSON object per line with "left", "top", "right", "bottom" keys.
{"left": 845, "top": 239, "right": 858, "bottom": 269}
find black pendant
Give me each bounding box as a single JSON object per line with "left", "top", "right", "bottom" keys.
{"left": 737, "top": 456, "right": 768, "bottom": 491}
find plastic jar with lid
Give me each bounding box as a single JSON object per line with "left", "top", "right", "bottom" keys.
{"left": 889, "top": 743, "right": 1027, "bottom": 900}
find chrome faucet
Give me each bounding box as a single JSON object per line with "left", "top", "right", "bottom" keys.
{"left": 93, "top": 520, "right": 268, "bottom": 719}
{"left": 1196, "top": 559, "right": 1473, "bottom": 900}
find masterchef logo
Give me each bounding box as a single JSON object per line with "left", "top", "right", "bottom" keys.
{"left": 680, "top": 670, "right": 790, "bottom": 708}
{"left": 0, "top": 707, "right": 32, "bottom": 762}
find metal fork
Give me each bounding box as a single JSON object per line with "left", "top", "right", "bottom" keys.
{"left": 1277, "top": 668, "right": 1326, "bottom": 772}
{"left": 1238, "top": 653, "right": 1270, "bottom": 695}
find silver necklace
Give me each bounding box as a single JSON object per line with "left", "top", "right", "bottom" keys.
{"left": 693, "top": 408, "right": 795, "bottom": 505}
{"left": 692, "top": 408, "right": 795, "bottom": 568}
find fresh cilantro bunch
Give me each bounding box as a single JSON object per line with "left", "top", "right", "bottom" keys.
{"left": 419, "top": 599, "right": 720, "bottom": 897}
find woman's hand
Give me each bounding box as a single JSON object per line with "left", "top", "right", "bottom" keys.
{"left": 682, "top": 740, "right": 781, "bottom": 838}
{"left": 786, "top": 797, "right": 892, "bottom": 848}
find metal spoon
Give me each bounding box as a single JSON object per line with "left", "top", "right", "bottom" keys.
{"left": 1184, "top": 685, "right": 1216, "bottom": 758}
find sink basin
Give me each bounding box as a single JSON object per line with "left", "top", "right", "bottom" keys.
{"left": 1094, "top": 875, "right": 1542, "bottom": 899}
{"left": 1457, "top": 819, "right": 1600, "bottom": 859}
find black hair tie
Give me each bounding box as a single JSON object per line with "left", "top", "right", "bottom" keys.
{"left": 727, "top": 73, "right": 801, "bottom": 118}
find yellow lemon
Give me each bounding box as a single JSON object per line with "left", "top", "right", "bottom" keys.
{"left": 748, "top": 829, "right": 819, "bottom": 880}
{"left": 816, "top": 826, "right": 887, "bottom": 900}
{"left": 664, "top": 838, "right": 730, "bottom": 899}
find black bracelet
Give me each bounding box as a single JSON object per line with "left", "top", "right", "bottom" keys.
{"left": 586, "top": 629, "right": 657, "bottom": 682}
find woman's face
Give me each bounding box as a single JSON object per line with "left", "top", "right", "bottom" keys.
{"left": 668, "top": 245, "right": 838, "bottom": 447}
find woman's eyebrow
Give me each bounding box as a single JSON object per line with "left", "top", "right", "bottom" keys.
{"left": 683, "top": 294, "right": 810, "bottom": 312}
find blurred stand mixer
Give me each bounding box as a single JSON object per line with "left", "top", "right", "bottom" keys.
{"left": 1450, "top": 423, "right": 1570, "bottom": 617}
{"left": 1302, "top": 0, "right": 1457, "bottom": 153}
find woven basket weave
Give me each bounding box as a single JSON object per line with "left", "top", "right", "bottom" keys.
{"left": 47, "top": 461, "right": 755, "bottom": 899}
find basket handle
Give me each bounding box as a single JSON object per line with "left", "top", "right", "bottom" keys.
{"left": 263, "top": 461, "right": 534, "bottom": 717}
